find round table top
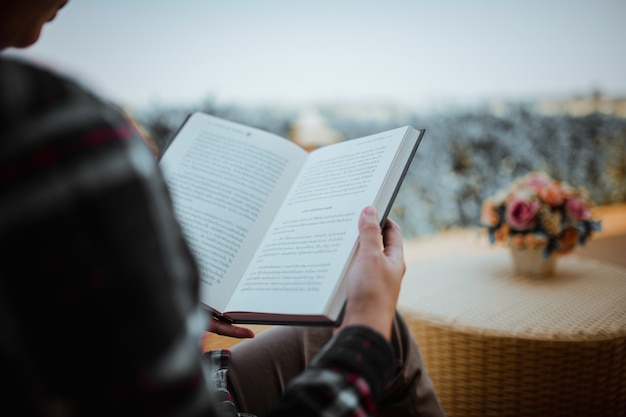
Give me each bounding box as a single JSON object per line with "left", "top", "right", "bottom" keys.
{"left": 398, "top": 249, "right": 626, "bottom": 341}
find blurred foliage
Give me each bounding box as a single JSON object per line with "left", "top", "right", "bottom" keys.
{"left": 135, "top": 97, "right": 296, "bottom": 153}
{"left": 135, "top": 100, "right": 626, "bottom": 238}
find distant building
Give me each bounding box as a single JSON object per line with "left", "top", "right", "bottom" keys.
{"left": 534, "top": 93, "right": 626, "bottom": 117}
{"left": 289, "top": 107, "right": 343, "bottom": 151}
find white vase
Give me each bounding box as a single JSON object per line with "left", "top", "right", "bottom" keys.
{"left": 510, "top": 246, "right": 556, "bottom": 276}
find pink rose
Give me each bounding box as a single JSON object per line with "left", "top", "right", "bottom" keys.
{"left": 522, "top": 172, "right": 552, "bottom": 191}
{"left": 505, "top": 194, "right": 540, "bottom": 231}
{"left": 565, "top": 197, "right": 591, "bottom": 220}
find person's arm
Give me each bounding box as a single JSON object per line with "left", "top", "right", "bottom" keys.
{"left": 0, "top": 57, "right": 223, "bottom": 416}
{"left": 267, "top": 207, "right": 405, "bottom": 417}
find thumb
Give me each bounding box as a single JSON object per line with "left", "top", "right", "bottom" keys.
{"left": 358, "top": 206, "right": 383, "bottom": 253}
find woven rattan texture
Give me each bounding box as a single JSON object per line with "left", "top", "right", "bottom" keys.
{"left": 399, "top": 252, "right": 626, "bottom": 417}
{"left": 407, "top": 320, "right": 625, "bottom": 417}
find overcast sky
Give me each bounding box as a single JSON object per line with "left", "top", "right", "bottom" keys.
{"left": 8, "top": 0, "right": 626, "bottom": 110}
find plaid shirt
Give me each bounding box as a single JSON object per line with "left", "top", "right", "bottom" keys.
{"left": 0, "top": 56, "right": 395, "bottom": 417}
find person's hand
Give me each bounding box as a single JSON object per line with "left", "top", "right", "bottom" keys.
{"left": 336, "top": 206, "right": 406, "bottom": 341}
{"left": 209, "top": 317, "right": 255, "bottom": 339}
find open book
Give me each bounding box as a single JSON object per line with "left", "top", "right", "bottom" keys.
{"left": 159, "top": 112, "right": 425, "bottom": 325}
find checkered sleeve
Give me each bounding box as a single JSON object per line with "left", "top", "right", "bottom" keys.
{"left": 268, "top": 326, "right": 395, "bottom": 417}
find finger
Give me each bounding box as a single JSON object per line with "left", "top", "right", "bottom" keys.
{"left": 210, "top": 319, "right": 255, "bottom": 339}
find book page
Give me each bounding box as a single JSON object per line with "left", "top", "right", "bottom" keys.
{"left": 159, "top": 113, "right": 306, "bottom": 312}
{"left": 225, "top": 127, "right": 411, "bottom": 316}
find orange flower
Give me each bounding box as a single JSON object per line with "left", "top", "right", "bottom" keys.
{"left": 480, "top": 198, "right": 500, "bottom": 227}
{"left": 511, "top": 234, "right": 525, "bottom": 248}
{"left": 524, "top": 233, "right": 548, "bottom": 249}
{"left": 538, "top": 183, "right": 564, "bottom": 206}
{"left": 494, "top": 223, "right": 510, "bottom": 244}
{"left": 555, "top": 227, "right": 579, "bottom": 254}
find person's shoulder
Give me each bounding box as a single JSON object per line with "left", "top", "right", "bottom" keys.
{"left": 1, "top": 54, "right": 108, "bottom": 117}
{"left": 4, "top": 56, "right": 135, "bottom": 136}
{"left": 0, "top": 55, "right": 74, "bottom": 105}
{"left": 0, "top": 55, "right": 154, "bottom": 183}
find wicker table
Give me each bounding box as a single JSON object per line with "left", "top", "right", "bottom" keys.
{"left": 398, "top": 249, "right": 626, "bottom": 417}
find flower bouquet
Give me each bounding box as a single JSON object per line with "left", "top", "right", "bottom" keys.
{"left": 481, "top": 172, "right": 602, "bottom": 274}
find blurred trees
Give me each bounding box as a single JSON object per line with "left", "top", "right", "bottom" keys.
{"left": 135, "top": 100, "right": 626, "bottom": 238}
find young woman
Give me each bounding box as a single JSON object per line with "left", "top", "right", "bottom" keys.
{"left": 0, "top": 1, "right": 444, "bottom": 415}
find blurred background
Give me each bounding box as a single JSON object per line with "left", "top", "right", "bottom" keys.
{"left": 8, "top": 0, "right": 626, "bottom": 238}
